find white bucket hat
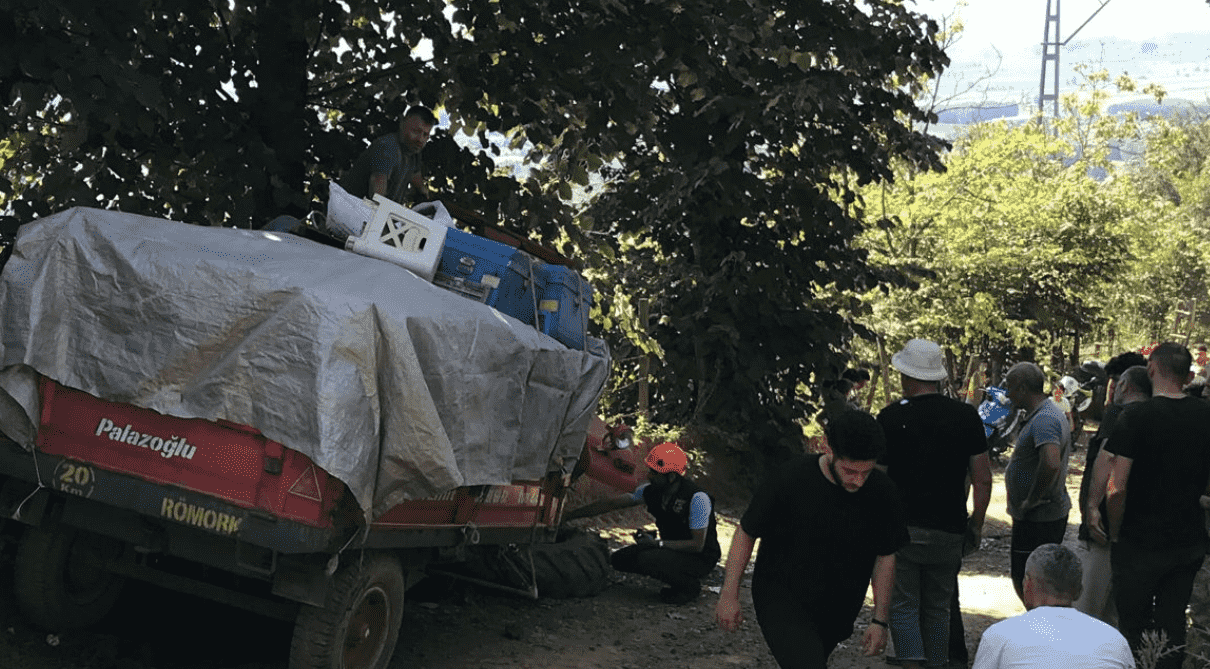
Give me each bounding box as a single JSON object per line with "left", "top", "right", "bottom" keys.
{"left": 891, "top": 339, "right": 948, "bottom": 381}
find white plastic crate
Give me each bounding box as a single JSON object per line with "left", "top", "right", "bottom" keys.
{"left": 344, "top": 195, "right": 448, "bottom": 282}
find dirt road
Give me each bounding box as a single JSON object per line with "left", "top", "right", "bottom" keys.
{"left": 0, "top": 452, "right": 1083, "bottom": 669}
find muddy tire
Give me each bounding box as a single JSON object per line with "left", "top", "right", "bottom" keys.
{"left": 14, "top": 524, "right": 125, "bottom": 631}
{"left": 289, "top": 551, "right": 405, "bottom": 669}
{"left": 530, "top": 529, "right": 611, "bottom": 599}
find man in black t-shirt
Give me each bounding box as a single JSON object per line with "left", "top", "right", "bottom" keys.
{"left": 1104, "top": 342, "right": 1210, "bottom": 669}
{"left": 878, "top": 339, "right": 991, "bottom": 669}
{"left": 715, "top": 409, "right": 909, "bottom": 668}
{"left": 1077, "top": 354, "right": 1148, "bottom": 625}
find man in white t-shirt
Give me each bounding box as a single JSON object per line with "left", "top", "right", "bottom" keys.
{"left": 973, "top": 543, "right": 1134, "bottom": 668}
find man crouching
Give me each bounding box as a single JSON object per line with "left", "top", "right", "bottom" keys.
{"left": 563, "top": 442, "right": 721, "bottom": 604}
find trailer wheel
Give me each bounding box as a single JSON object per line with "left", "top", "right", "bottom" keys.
{"left": 14, "top": 524, "right": 125, "bottom": 630}
{"left": 530, "top": 528, "right": 611, "bottom": 599}
{"left": 289, "top": 551, "right": 405, "bottom": 669}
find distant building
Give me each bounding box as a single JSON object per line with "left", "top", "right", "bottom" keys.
{"left": 935, "top": 105, "right": 1019, "bottom": 124}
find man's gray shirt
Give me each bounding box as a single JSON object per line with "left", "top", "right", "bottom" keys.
{"left": 340, "top": 134, "right": 423, "bottom": 204}
{"left": 1005, "top": 398, "right": 1071, "bottom": 522}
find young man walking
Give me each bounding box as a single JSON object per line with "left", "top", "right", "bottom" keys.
{"left": 715, "top": 409, "right": 909, "bottom": 668}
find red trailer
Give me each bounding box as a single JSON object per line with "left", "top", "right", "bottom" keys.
{"left": 2, "top": 370, "right": 639, "bottom": 669}
{"left": 0, "top": 208, "right": 638, "bottom": 669}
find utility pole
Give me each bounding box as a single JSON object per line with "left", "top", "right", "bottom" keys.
{"left": 1038, "top": 0, "right": 1114, "bottom": 116}
{"left": 1039, "top": 0, "right": 1061, "bottom": 116}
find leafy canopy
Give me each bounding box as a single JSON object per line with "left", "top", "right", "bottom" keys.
{"left": 2, "top": 0, "right": 951, "bottom": 465}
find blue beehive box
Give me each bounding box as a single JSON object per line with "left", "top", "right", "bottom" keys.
{"left": 487, "top": 250, "right": 543, "bottom": 327}
{"left": 437, "top": 228, "right": 516, "bottom": 289}
{"left": 537, "top": 265, "right": 594, "bottom": 349}
{"left": 438, "top": 229, "right": 545, "bottom": 325}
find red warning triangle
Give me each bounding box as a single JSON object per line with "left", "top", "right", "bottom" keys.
{"left": 288, "top": 465, "right": 322, "bottom": 502}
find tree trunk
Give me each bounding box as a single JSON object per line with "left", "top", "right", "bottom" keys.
{"left": 251, "top": 0, "right": 312, "bottom": 223}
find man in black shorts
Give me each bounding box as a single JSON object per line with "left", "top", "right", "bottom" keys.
{"left": 715, "top": 409, "right": 909, "bottom": 668}
{"left": 1003, "top": 361, "right": 1072, "bottom": 603}
{"left": 1105, "top": 342, "right": 1210, "bottom": 669}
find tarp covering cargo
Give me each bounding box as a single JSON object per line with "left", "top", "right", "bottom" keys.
{"left": 0, "top": 207, "right": 610, "bottom": 520}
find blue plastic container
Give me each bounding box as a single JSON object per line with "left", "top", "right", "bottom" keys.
{"left": 537, "top": 265, "right": 594, "bottom": 349}
{"left": 437, "top": 228, "right": 517, "bottom": 289}
{"left": 487, "top": 250, "right": 543, "bottom": 327}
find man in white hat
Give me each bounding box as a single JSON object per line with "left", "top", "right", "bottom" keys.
{"left": 877, "top": 338, "right": 992, "bottom": 669}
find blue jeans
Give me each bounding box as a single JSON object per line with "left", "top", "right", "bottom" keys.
{"left": 890, "top": 527, "right": 963, "bottom": 666}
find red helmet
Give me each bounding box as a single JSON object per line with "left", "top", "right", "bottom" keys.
{"left": 645, "top": 442, "right": 688, "bottom": 475}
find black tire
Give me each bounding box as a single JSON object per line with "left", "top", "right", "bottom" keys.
{"left": 289, "top": 551, "right": 405, "bottom": 669}
{"left": 14, "top": 524, "right": 125, "bottom": 631}
{"left": 530, "top": 529, "right": 610, "bottom": 599}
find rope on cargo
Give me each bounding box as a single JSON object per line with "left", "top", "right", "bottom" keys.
{"left": 325, "top": 521, "right": 371, "bottom": 576}
{"left": 526, "top": 253, "right": 540, "bottom": 335}
{"left": 578, "top": 271, "right": 588, "bottom": 343}
{"left": 461, "top": 487, "right": 490, "bottom": 544}
{"left": 12, "top": 444, "right": 48, "bottom": 522}
{"left": 336, "top": 522, "right": 370, "bottom": 554}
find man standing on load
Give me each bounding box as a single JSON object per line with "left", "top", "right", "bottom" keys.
{"left": 563, "top": 442, "right": 721, "bottom": 604}
{"left": 340, "top": 106, "right": 437, "bottom": 204}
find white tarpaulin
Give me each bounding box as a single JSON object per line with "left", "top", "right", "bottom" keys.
{"left": 0, "top": 207, "right": 610, "bottom": 520}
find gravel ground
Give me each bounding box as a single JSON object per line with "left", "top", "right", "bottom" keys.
{"left": 0, "top": 514, "right": 1011, "bottom": 669}
{"left": 0, "top": 447, "right": 1104, "bottom": 669}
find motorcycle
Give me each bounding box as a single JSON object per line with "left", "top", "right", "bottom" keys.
{"left": 1070, "top": 359, "right": 1109, "bottom": 422}
{"left": 1058, "top": 360, "right": 1108, "bottom": 448}
{"left": 977, "top": 385, "right": 1021, "bottom": 463}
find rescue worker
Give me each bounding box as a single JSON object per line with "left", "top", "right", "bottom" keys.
{"left": 563, "top": 442, "right": 721, "bottom": 604}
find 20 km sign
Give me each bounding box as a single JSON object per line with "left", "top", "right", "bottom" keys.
{"left": 53, "top": 460, "right": 97, "bottom": 499}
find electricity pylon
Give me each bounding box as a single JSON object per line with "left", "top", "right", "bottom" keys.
{"left": 1038, "top": 0, "right": 1114, "bottom": 116}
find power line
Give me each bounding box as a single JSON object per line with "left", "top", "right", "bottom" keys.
{"left": 1039, "top": 0, "right": 1114, "bottom": 116}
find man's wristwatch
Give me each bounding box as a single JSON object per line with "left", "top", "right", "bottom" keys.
{"left": 871, "top": 618, "right": 889, "bottom": 628}
{"left": 658, "top": 539, "right": 665, "bottom": 548}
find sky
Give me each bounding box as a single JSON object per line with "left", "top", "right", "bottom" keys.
{"left": 911, "top": 0, "right": 1210, "bottom": 108}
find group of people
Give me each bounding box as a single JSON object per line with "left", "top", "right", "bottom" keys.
{"left": 567, "top": 339, "right": 1210, "bottom": 669}
{"left": 291, "top": 107, "right": 1210, "bottom": 666}
{"left": 365, "top": 102, "right": 1205, "bottom": 669}
{"left": 1080, "top": 343, "right": 1210, "bottom": 669}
